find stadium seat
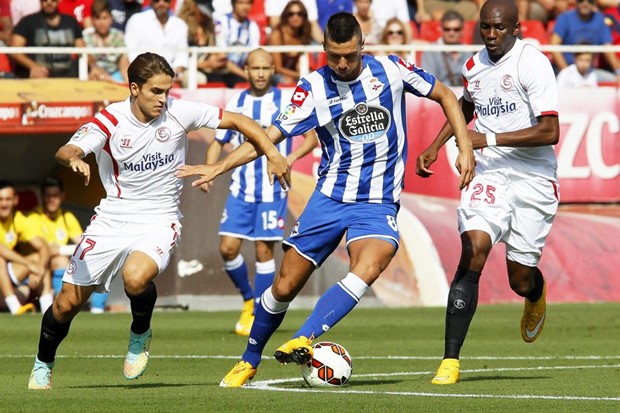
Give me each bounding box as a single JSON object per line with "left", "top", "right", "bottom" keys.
{"left": 462, "top": 20, "right": 476, "bottom": 45}
{"left": 409, "top": 21, "right": 420, "bottom": 41}
{"left": 519, "top": 20, "right": 549, "bottom": 45}
{"left": 419, "top": 21, "right": 442, "bottom": 43}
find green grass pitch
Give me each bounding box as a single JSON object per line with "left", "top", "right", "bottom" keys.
{"left": 2, "top": 303, "right": 620, "bottom": 412}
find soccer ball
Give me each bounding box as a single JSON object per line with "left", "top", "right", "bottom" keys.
{"left": 301, "top": 341, "right": 352, "bottom": 387}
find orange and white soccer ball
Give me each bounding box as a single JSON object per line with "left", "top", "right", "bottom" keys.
{"left": 301, "top": 341, "right": 352, "bottom": 387}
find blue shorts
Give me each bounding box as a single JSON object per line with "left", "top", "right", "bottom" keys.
{"left": 219, "top": 194, "right": 288, "bottom": 241}
{"left": 283, "top": 190, "right": 400, "bottom": 267}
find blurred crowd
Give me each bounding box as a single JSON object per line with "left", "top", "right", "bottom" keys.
{"left": 1, "top": 0, "right": 620, "bottom": 87}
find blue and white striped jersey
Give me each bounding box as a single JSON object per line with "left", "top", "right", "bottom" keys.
{"left": 214, "top": 13, "right": 261, "bottom": 67}
{"left": 274, "top": 54, "right": 436, "bottom": 204}
{"left": 215, "top": 87, "right": 292, "bottom": 202}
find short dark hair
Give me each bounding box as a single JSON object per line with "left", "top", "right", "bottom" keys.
{"left": 91, "top": 0, "right": 112, "bottom": 17}
{"left": 442, "top": 10, "right": 464, "bottom": 24}
{"left": 324, "top": 12, "right": 362, "bottom": 45}
{"left": 127, "top": 53, "right": 175, "bottom": 89}
{"left": 40, "top": 176, "right": 63, "bottom": 194}
{"left": 0, "top": 180, "right": 15, "bottom": 191}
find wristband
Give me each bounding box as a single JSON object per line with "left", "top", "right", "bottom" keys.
{"left": 485, "top": 132, "right": 497, "bottom": 147}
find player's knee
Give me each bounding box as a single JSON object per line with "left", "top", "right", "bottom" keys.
{"left": 508, "top": 278, "right": 531, "bottom": 297}
{"left": 219, "top": 245, "right": 239, "bottom": 261}
{"left": 53, "top": 293, "right": 80, "bottom": 321}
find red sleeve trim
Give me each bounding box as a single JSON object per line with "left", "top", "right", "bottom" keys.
{"left": 100, "top": 108, "right": 119, "bottom": 126}
{"left": 91, "top": 117, "right": 111, "bottom": 138}
{"left": 540, "top": 110, "right": 559, "bottom": 117}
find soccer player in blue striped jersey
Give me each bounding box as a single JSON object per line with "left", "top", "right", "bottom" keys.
{"left": 177, "top": 12, "right": 476, "bottom": 387}
{"left": 203, "top": 49, "right": 318, "bottom": 336}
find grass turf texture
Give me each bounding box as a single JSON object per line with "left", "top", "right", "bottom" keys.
{"left": 2, "top": 303, "right": 620, "bottom": 412}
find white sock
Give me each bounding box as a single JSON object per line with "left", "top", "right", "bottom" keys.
{"left": 5, "top": 295, "right": 21, "bottom": 314}
{"left": 39, "top": 293, "right": 54, "bottom": 313}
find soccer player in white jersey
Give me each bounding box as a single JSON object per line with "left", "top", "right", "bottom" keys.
{"left": 417, "top": 0, "right": 560, "bottom": 385}
{"left": 27, "top": 52, "right": 290, "bottom": 390}
{"left": 178, "top": 12, "right": 476, "bottom": 387}
{"left": 205, "top": 49, "right": 317, "bottom": 336}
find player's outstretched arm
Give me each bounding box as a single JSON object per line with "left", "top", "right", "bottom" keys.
{"left": 56, "top": 144, "right": 90, "bottom": 186}
{"left": 221, "top": 111, "right": 291, "bottom": 188}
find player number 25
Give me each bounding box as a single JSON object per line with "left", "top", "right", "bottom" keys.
{"left": 470, "top": 183, "right": 496, "bottom": 204}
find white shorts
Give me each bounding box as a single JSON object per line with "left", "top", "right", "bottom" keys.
{"left": 63, "top": 216, "right": 182, "bottom": 293}
{"left": 457, "top": 169, "right": 559, "bottom": 267}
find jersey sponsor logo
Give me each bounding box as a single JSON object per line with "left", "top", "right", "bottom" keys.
{"left": 291, "top": 86, "right": 309, "bottom": 107}
{"left": 156, "top": 126, "right": 171, "bottom": 142}
{"left": 328, "top": 93, "right": 352, "bottom": 106}
{"left": 338, "top": 103, "right": 391, "bottom": 143}
{"left": 123, "top": 152, "right": 175, "bottom": 172}
{"left": 475, "top": 97, "right": 517, "bottom": 118}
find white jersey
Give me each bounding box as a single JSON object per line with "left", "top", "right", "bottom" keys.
{"left": 215, "top": 87, "right": 292, "bottom": 203}
{"left": 462, "top": 39, "right": 559, "bottom": 180}
{"left": 68, "top": 97, "right": 222, "bottom": 223}
{"left": 275, "top": 54, "right": 436, "bottom": 204}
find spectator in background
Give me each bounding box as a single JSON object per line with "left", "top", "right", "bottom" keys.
{"left": 556, "top": 50, "right": 598, "bottom": 88}
{"left": 10, "top": 0, "right": 85, "bottom": 78}
{"left": 317, "top": 0, "right": 353, "bottom": 31}
{"left": 551, "top": 0, "right": 620, "bottom": 83}
{"left": 106, "top": 0, "right": 143, "bottom": 31}
{"left": 265, "top": 0, "right": 323, "bottom": 42}
{"left": 267, "top": 0, "right": 313, "bottom": 85}
{"left": 124, "top": 0, "right": 189, "bottom": 84}
{"left": 10, "top": 0, "right": 40, "bottom": 26}
{"left": 516, "top": 0, "right": 569, "bottom": 24}
{"left": 83, "top": 0, "right": 129, "bottom": 83}
{"left": 0, "top": 0, "right": 11, "bottom": 45}
{"left": 354, "top": 0, "right": 382, "bottom": 46}
{"left": 378, "top": 17, "right": 416, "bottom": 63}
{"left": 0, "top": 0, "right": 13, "bottom": 78}
{"left": 416, "top": 0, "right": 480, "bottom": 22}
{"left": 421, "top": 10, "right": 470, "bottom": 86}
{"left": 28, "top": 176, "right": 111, "bottom": 313}
{"left": 0, "top": 181, "right": 51, "bottom": 315}
{"left": 59, "top": 0, "right": 94, "bottom": 29}
{"left": 179, "top": 0, "right": 228, "bottom": 85}
{"left": 212, "top": 0, "right": 261, "bottom": 87}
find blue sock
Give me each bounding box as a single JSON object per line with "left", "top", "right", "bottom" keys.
{"left": 242, "top": 288, "right": 289, "bottom": 367}
{"left": 295, "top": 273, "right": 369, "bottom": 340}
{"left": 253, "top": 260, "right": 276, "bottom": 314}
{"left": 52, "top": 269, "right": 64, "bottom": 296}
{"left": 90, "top": 292, "right": 109, "bottom": 311}
{"left": 224, "top": 255, "right": 253, "bottom": 301}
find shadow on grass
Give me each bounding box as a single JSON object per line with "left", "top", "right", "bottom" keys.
{"left": 68, "top": 382, "right": 207, "bottom": 390}
{"left": 461, "top": 375, "right": 549, "bottom": 383}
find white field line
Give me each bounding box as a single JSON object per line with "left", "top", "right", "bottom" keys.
{"left": 247, "top": 364, "right": 620, "bottom": 402}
